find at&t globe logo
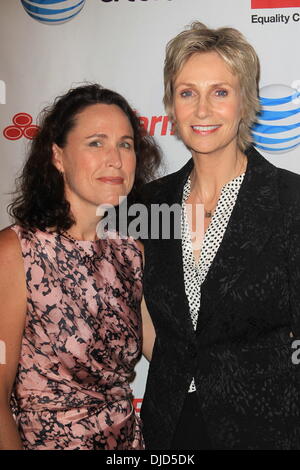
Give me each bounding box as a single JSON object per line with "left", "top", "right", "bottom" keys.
{"left": 252, "top": 84, "right": 300, "bottom": 154}
{"left": 21, "top": 0, "right": 86, "bottom": 25}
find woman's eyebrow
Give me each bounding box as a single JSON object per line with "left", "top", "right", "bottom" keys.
{"left": 85, "top": 133, "right": 134, "bottom": 140}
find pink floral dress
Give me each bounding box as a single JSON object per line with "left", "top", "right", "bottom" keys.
{"left": 10, "top": 225, "right": 144, "bottom": 450}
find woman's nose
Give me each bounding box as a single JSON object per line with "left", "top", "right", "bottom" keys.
{"left": 105, "top": 147, "right": 122, "bottom": 168}
{"left": 195, "top": 96, "right": 210, "bottom": 119}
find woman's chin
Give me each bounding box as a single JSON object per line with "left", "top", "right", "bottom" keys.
{"left": 96, "top": 195, "right": 128, "bottom": 212}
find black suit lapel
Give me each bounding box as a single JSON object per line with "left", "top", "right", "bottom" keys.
{"left": 164, "top": 160, "right": 195, "bottom": 336}
{"left": 147, "top": 159, "right": 195, "bottom": 337}
{"left": 200, "top": 147, "right": 281, "bottom": 312}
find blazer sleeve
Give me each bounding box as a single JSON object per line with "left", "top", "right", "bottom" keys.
{"left": 288, "top": 193, "right": 300, "bottom": 337}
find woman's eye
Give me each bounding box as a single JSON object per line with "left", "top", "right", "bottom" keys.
{"left": 216, "top": 89, "right": 228, "bottom": 97}
{"left": 180, "top": 90, "right": 193, "bottom": 98}
{"left": 88, "top": 141, "right": 102, "bottom": 147}
{"left": 120, "top": 141, "right": 132, "bottom": 149}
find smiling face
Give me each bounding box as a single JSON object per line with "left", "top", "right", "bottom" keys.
{"left": 52, "top": 103, "right": 136, "bottom": 215}
{"left": 173, "top": 51, "right": 243, "bottom": 158}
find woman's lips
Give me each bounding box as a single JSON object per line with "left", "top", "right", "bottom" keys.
{"left": 97, "top": 177, "right": 124, "bottom": 184}
{"left": 191, "top": 125, "right": 221, "bottom": 135}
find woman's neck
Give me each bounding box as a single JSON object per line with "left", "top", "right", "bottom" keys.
{"left": 63, "top": 189, "right": 105, "bottom": 241}
{"left": 65, "top": 222, "right": 100, "bottom": 242}
{"left": 66, "top": 206, "right": 103, "bottom": 242}
{"left": 190, "top": 147, "right": 247, "bottom": 205}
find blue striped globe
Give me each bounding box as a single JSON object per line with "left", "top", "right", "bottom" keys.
{"left": 252, "top": 84, "right": 300, "bottom": 154}
{"left": 21, "top": 0, "right": 86, "bottom": 25}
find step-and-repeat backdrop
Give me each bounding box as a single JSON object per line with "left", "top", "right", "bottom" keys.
{"left": 1, "top": 0, "right": 300, "bottom": 410}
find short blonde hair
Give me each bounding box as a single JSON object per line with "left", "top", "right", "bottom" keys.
{"left": 164, "top": 22, "right": 260, "bottom": 151}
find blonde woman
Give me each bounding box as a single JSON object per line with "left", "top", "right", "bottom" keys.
{"left": 140, "top": 23, "right": 300, "bottom": 450}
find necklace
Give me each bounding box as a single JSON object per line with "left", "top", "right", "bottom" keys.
{"left": 62, "top": 231, "right": 99, "bottom": 243}
{"left": 61, "top": 231, "right": 90, "bottom": 259}
{"left": 205, "top": 209, "right": 214, "bottom": 218}
{"left": 60, "top": 231, "right": 102, "bottom": 268}
{"left": 193, "top": 154, "right": 247, "bottom": 219}
{"left": 62, "top": 231, "right": 79, "bottom": 243}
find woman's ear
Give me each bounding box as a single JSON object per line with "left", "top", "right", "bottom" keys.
{"left": 52, "top": 143, "right": 64, "bottom": 174}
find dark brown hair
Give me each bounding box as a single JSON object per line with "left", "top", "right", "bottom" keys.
{"left": 9, "top": 84, "right": 162, "bottom": 232}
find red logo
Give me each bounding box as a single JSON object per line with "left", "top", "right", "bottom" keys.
{"left": 3, "top": 113, "right": 39, "bottom": 140}
{"left": 132, "top": 398, "right": 143, "bottom": 413}
{"left": 3, "top": 112, "right": 173, "bottom": 140}
{"left": 138, "top": 114, "right": 175, "bottom": 136}
{"left": 252, "top": 0, "right": 300, "bottom": 8}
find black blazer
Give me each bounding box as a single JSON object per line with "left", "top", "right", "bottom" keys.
{"left": 140, "top": 146, "right": 300, "bottom": 450}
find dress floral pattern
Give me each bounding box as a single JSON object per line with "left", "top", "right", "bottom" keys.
{"left": 10, "top": 225, "right": 144, "bottom": 450}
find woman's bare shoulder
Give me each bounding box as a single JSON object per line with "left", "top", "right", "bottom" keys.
{"left": 0, "top": 227, "right": 22, "bottom": 264}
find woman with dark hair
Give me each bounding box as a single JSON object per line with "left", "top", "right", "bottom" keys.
{"left": 0, "top": 83, "right": 161, "bottom": 450}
